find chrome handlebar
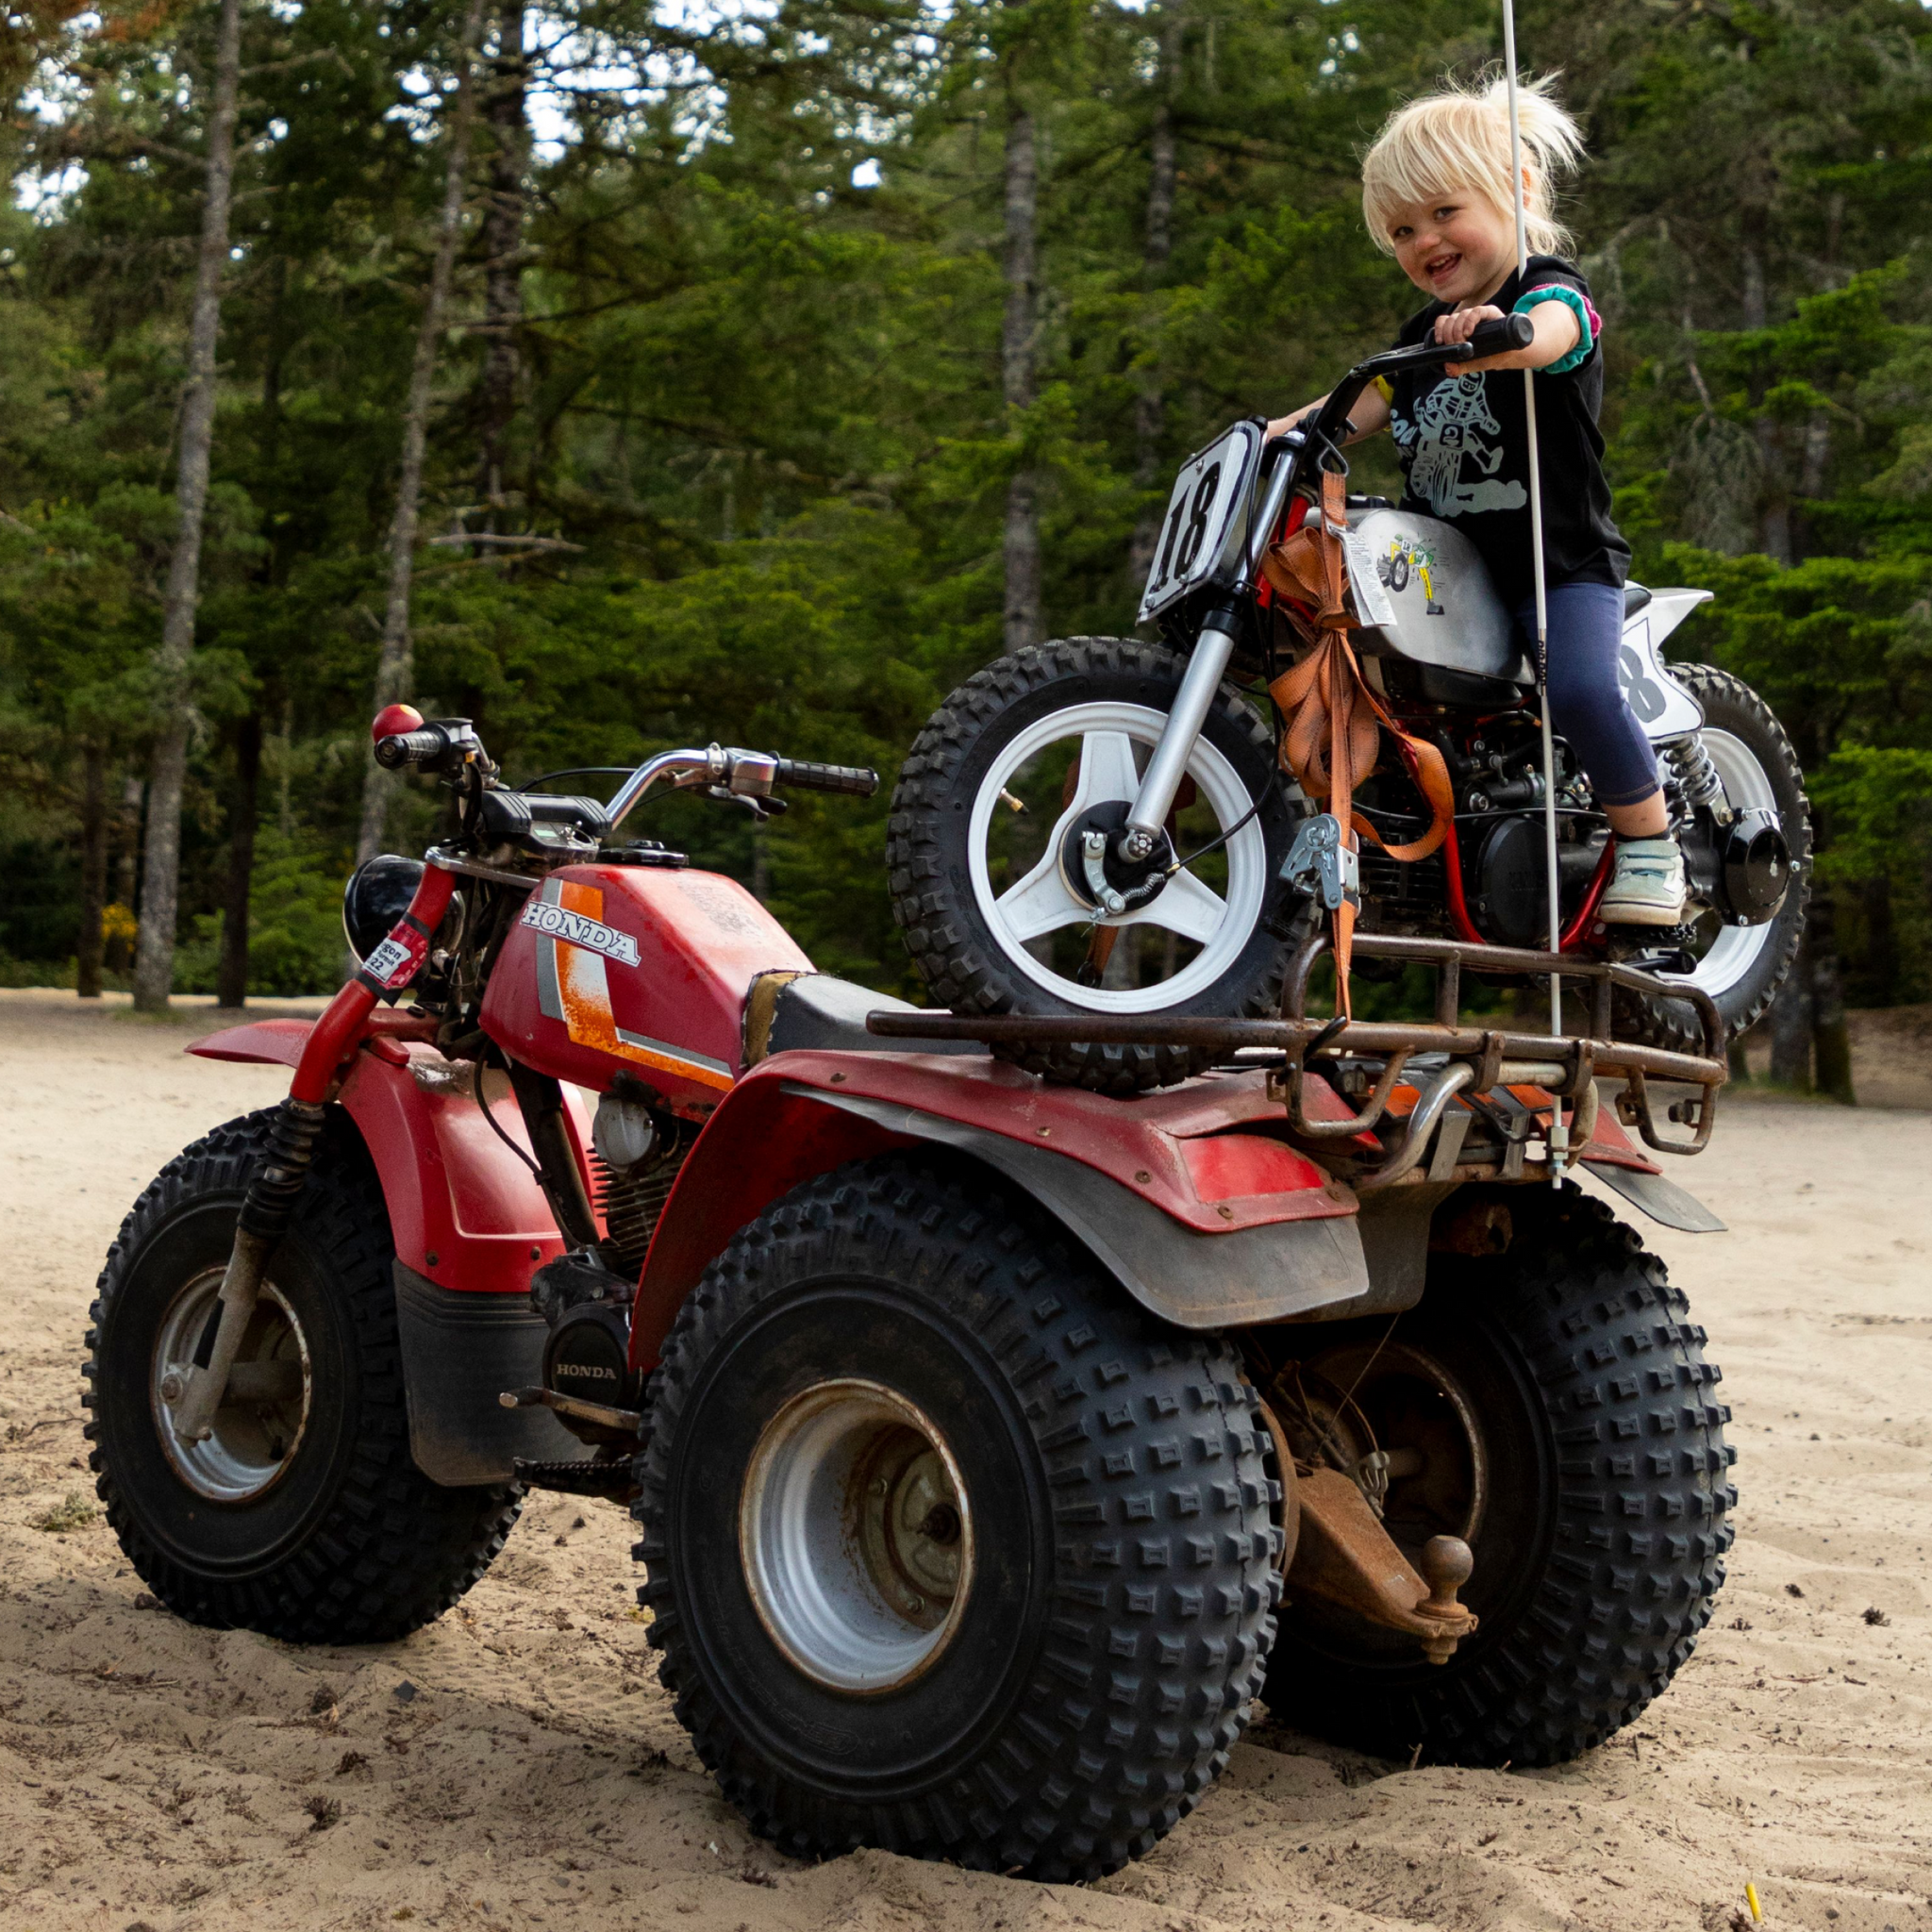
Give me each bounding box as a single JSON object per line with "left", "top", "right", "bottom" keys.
{"left": 604, "top": 745, "right": 742, "bottom": 831}
{"left": 602, "top": 742, "right": 879, "bottom": 831}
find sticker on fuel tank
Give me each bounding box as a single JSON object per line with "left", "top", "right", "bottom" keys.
{"left": 518, "top": 900, "right": 642, "bottom": 968}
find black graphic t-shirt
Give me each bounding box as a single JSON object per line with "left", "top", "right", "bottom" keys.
{"left": 1380, "top": 256, "right": 1630, "bottom": 610}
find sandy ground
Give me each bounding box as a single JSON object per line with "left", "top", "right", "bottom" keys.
{"left": 2, "top": 987, "right": 1929, "bottom": 1932}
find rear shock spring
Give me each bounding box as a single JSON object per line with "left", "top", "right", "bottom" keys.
{"left": 1662, "top": 733, "right": 1728, "bottom": 821}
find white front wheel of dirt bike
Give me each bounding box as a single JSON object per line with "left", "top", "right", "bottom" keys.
{"left": 889, "top": 638, "right": 1301, "bottom": 1093}
{"left": 966, "top": 700, "right": 1270, "bottom": 1013}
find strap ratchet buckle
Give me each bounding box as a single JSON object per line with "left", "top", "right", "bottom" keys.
{"left": 1281, "top": 812, "right": 1360, "bottom": 912}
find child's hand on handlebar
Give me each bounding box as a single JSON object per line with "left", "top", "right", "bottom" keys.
{"left": 1434, "top": 304, "right": 1516, "bottom": 371}
{"left": 1434, "top": 300, "right": 1577, "bottom": 373}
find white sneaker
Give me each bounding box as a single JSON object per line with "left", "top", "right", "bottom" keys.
{"left": 1601, "top": 837, "right": 1688, "bottom": 927}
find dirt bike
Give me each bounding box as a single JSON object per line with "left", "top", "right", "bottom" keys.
{"left": 889, "top": 312, "right": 1807, "bottom": 1093}
{"left": 87, "top": 701, "right": 1736, "bottom": 1883}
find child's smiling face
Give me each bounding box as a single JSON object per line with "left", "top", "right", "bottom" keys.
{"left": 1383, "top": 189, "right": 1519, "bottom": 308}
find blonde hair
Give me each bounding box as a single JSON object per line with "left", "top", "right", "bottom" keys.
{"left": 1361, "top": 73, "right": 1585, "bottom": 259}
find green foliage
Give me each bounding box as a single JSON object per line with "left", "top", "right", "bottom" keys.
{"left": 0, "top": 0, "right": 1928, "bottom": 1009}
{"left": 175, "top": 825, "right": 349, "bottom": 996}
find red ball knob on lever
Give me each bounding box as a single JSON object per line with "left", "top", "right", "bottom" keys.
{"left": 371, "top": 703, "right": 425, "bottom": 742}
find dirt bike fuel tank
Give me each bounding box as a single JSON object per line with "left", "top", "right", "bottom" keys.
{"left": 481, "top": 863, "right": 812, "bottom": 1117}
{"left": 1341, "top": 508, "right": 1532, "bottom": 686}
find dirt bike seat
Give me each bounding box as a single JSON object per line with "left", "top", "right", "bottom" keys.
{"left": 741, "top": 971, "right": 981, "bottom": 1066}
{"left": 1410, "top": 661, "right": 1532, "bottom": 708}
{"left": 1624, "top": 582, "right": 1652, "bottom": 617}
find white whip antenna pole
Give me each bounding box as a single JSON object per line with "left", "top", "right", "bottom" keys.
{"left": 1501, "top": 2, "right": 1568, "bottom": 1178}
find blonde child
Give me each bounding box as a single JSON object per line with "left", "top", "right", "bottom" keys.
{"left": 1268, "top": 75, "right": 1684, "bottom": 925}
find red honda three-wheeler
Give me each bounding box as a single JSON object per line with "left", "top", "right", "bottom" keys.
{"left": 86, "top": 708, "right": 1737, "bottom": 1882}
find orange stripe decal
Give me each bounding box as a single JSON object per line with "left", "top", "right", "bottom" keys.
{"left": 551, "top": 881, "right": 735, "bottom": 1090}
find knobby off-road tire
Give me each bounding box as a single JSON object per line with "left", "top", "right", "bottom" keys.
{"left": 85, "top": 1109, "right": 522, "bottom": 1642}
{"left": 1618, "top": 662, "right": 1811, "bottom": 1053}
{"left": 888, "top": 638, "right": 1302, "bottom": 1096}
{"left": 633, "top": 1156, "right": 1283, "bottom": 1880}
{"left": 1264, "top": 1186, "right": 1735, "bottom": 1766}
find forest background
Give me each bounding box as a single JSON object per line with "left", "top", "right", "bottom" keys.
{"left": 2, "top": 0, "right": 1929, "bottom": 1095}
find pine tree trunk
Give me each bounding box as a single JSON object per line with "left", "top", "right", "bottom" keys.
{"left": 476, "top": 0, "right": 527, "bottom": 520}
{"left": 1128, "top": 17, "right": 1181, "bottom": 583}
{"left": 1859, "top": 872, "right": 1896, "bottom": 1005}
{"left": 1807, "top": 881, "right": 1856, "bottom": 1104}
{"left": 1739, "top": 217, "right": 1792, "bottom": 565}
{"left": 1001, "top": 97, "right": 1041, "bottom": 654}
{"left": 76, "top": 743, "right": 108, "bottom": 1000}
{"left": 1768, "top": 930, "right": 1813, "bottom": 1090}
{"left": 358, "top": 0, "right": 486, "bottom": 864}
{"left": 1791, "top": 409, "right": 1831, "bottom": 563}
{"left": 116, "top": 774, "right": 142, "bottom": 915}
{"left": 131, "top": 0, "right": 243, "bottom": 1013}
{"left": 217, "top": 712, "right": 261, "bottom": 1008}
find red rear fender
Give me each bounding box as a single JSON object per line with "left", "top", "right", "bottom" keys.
{"left": 189, "top": 1022, "right": 590, "bottom": 1294}
{"left": 628, "top": 1051, "right": 1369, "bottom": 1371}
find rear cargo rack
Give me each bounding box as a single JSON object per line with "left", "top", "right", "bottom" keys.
{"left": 867, "top": 931, "right": 1726, "bottom": 1171}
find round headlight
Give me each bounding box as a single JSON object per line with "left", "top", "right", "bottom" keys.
{"left": 341, "top": 854, "right": 426, "bottom": 969}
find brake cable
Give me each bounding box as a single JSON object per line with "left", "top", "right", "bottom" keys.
{"left": 1163, "top": 761, "right": 1280, "bottom": 877}
{"left": 511, "top": 765, "right": 636, "bottom": 793}
{"left": 474, "top": 1058, "right": 544, "bottom": 1180}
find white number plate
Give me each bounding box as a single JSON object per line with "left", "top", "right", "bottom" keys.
{"left": 1616, "top": 615, "right": 1706, "bottom": 741}
{"left": 1138, "top": 423, "right": 1263, "bottom": 624}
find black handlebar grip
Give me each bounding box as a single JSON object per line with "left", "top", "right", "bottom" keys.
{"left": 374, "top": 726, "right": 449, "bottom": 770}
{"left": 773, "top": 758, "right": 880, "bottom": 798}
{"left": 1454, "top": 311, "right": 1537, "bottom": 360}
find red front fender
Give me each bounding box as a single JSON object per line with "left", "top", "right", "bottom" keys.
{"left": 189, "top": 1021, "right": 591, "bottom": 1294}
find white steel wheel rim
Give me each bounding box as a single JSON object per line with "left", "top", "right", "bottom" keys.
{"left": 966, "top": 699, "right": 1269, "bottom": 1012}
{"left": 738, "top": 1377, "right": 974, "bottom": 1695}
{"left": 151, "top": 1268, "right": 313, "bottom": 1504}
{"left": 1663, "top": 727, "right": 1785, "bottom": 1001}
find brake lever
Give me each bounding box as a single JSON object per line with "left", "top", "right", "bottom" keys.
{"left": 706, "top": 786, "right": 788, "bottom": 820}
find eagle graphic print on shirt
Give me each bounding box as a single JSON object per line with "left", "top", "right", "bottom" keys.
{"left": 1389, "top": 372, "right": 1528, "bottom": 519}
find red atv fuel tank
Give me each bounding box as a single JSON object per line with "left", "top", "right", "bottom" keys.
{"left": 481, "top": 864, "right": 812, "bottom": 1114}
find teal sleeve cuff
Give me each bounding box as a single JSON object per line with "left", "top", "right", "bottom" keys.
{"left": 1512, "top": 284, "right": 1595, "bottom": 375}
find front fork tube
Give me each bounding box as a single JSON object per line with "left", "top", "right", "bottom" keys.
{"left": 167, "top": 1097, "right": 329, "bottom": 1441}
{"left": 1119, "top": 612, "right": 1240, "bottom": 861}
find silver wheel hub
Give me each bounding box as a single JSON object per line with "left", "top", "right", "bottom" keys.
{"left": 152, "top": 1268, "right": 312, "bottom": 1503}
{"left": 739, "top": 1378, "right": 974, "bottom": 1694}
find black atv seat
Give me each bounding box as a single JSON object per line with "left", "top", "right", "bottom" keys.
{"left": 741, "top": 971, "right": 980, "bottom": 1066}
{"left": 1624, "top": 582, "right": 1652, "bottom": 617}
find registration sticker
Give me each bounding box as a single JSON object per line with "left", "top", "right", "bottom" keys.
{"left": 360, "top": 935, "right": 417, "bottom": 988}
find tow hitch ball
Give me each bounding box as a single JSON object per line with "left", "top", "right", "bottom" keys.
{"left": 1283, "top": 1466, "right": 1478, "bottom": 1665}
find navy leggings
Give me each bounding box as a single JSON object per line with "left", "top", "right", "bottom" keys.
{"left": 1513, "top": 580, "right": 1661, "bottom": 809}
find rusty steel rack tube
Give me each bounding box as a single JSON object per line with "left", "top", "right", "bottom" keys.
{"left": 866, "top": 930, "right": 1727, "bottom": 1159}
